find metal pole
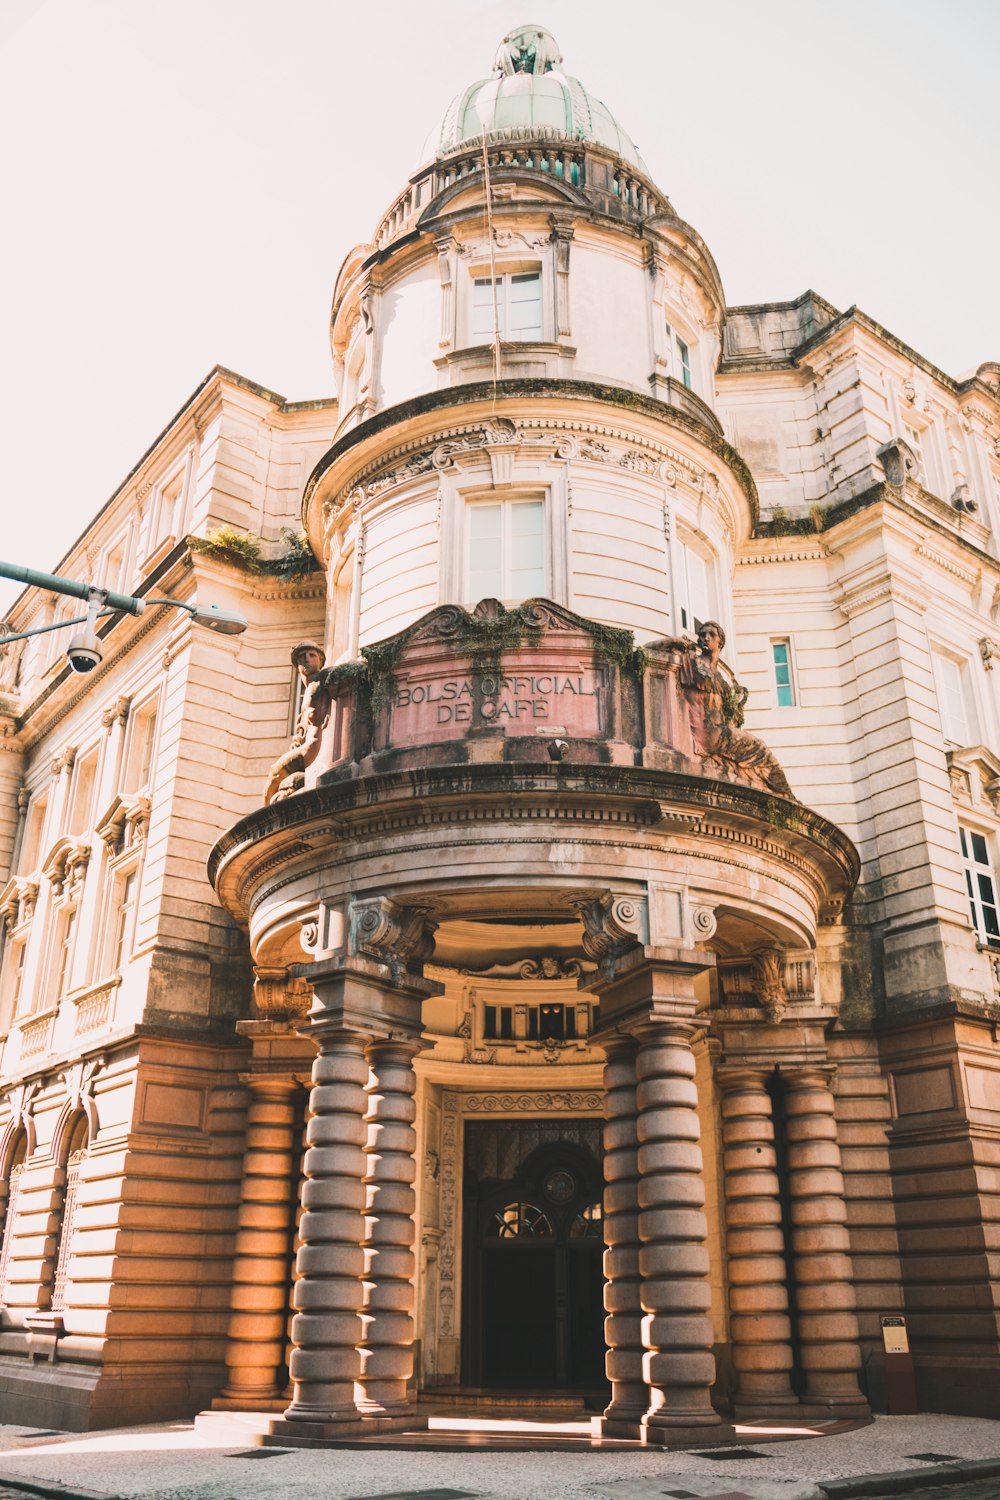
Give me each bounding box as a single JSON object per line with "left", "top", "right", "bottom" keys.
{"left": 0, "top": 560, "right": 145, "bottom": 618}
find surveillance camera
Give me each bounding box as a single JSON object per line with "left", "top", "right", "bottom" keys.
{"left": 66, "top": 632, "right": 103, "bottom": 674}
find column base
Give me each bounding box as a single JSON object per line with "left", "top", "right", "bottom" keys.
{"left": 733, "top": 1395, "right": 803, "bottom": 1420}
{"left": 798, "top": 1397, "right": 871, "bottom": 1421}
{"left": 211, "top": 1395, "right": 287, "bottom": 1413}
{"left": 268, "top": 1412, "right": 427, "bottom": 1445}
{"left": 643, "top": 1415, "right": 735, "bottom": 1448}
{"left": 600, "top": 1415, "right": 736, "bottom": 1447}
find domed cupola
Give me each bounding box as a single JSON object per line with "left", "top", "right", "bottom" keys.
{"left": 425, "top": 24, "right": 647, "bottom": 173}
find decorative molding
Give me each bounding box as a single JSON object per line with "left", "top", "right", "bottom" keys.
{"left": 691, "top": 904, "right": 718, "bottom": 941}
{"left": 324, "top": 415, "right": 718, "bottom": 520}
{"left": 252, "top": 967, "right": 312, "bottom": 1020}
{"left": 568, "top": 891, "right": 644, "bottom": 960}
{"left": 349, "top": 895, "right": 436, "bottom": 981}
{"left": 463, "top": 1090, "right": 602, "bottom": 1112}
{"left": 459, "top": 955, "right": 587, "bottom": 981}
{"left": 438, "top": 1090, "right": 459, "bottom": 1338}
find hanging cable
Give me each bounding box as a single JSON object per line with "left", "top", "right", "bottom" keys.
{"left": 481, "top": 130, "right": 502, "bottom": 399}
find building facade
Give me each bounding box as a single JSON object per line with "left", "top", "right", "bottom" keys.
{"left": 0, "top": 24, "right": 999, "bottom": 1436}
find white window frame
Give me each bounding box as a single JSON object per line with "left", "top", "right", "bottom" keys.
{"left": 468, "top": 266, "right": 544, "bottom": 346}
{"left": 771, "top": 637, "right": 796, "bottom": 708}
{"left": 103, "top": 864, "right": 140, "bottom": 979}
{"left": 464, "top": 495, "right": 548, "bottom": 606}
{"left": 664, "top": 316, "right": 696, "bottom": 392}
{"left": 675, "top": 533, "right": 715, "bottom": 635}
{"left": 122, "top": 695, "right": 159, "bottom": 796}
{"left": 959, "top": 824, "right": 1000, "bottom": 947}
{"left": 930, "top": 647, "right": 978, "bottom": 748}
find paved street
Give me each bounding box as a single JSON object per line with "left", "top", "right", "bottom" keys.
{"left": 0, "top": 1413, "right": 993, "bottom": 1500}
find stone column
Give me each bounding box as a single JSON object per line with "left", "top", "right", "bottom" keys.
{"left": 784, "top": 1066, "right": 868, "bottom": 1416}
{"left": 357, "top": 1039, "right": 421, "bottom": 1417}
{"left": 600, "top": 1035, "right": 647, "bottom": 1426}
{"left": 283, "top": 1028, "right": 369, "bottom": 1424}
{"left": 717, "top": 1065, "right": 799, "bottom": 1414}
{"left": 218, "top": 1076, "right": 299, "bottom": 1408}
{"left": 636, "top": 1017, "right": 723, "bottom": 1439}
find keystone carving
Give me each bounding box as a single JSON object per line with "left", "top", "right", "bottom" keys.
{"left": 752, "top": 947, "right": 788, "bottom": 1022}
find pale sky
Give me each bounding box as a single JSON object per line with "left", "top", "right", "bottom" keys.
{"left": 1, "top": 0, "right": 997, "bottom": 614}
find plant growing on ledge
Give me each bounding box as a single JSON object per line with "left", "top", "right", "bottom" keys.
{"left": 190, "top": 527, "right": 319, "bottom": 582}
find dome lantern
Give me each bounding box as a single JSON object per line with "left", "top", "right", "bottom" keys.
{"left": 424, "top": 23, "right": 648, "bottom": 173}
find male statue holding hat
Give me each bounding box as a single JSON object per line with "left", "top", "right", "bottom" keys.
{"left": 264, "top": 640, "right": 331, "bottom": 804}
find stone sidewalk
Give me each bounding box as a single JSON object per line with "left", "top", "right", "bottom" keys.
{"left": 0, "top": 1412, "right": 996, "bottom": 1500}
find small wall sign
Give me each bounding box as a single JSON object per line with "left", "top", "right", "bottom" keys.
{"left": 881, "top": 1315, "right": 910, "bottom": 1354}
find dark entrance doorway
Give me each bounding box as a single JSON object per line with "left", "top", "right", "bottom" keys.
{"left": 461, "top": 1117, "right": 607, "bottom": 1391}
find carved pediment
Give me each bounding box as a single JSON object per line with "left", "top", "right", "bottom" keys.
{"left": 0, "top": 875, "right": 38, "bottom": 931}
{"left": 42, "top": 837, "right": 91, "bottom": 900}
{"left": 946, "top": 745, "right": 1000, "bottom": 812}
{"left": 95, "top": 792, "right": 151, "bottom": 856}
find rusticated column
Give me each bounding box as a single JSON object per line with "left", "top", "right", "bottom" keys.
{"left": 357, "top": 1039, "right": 422, "bottom": 1416}
{"left": 784, "top": 1067, "right": 868, "bottom": 1415}
{"left": 636, "top": 1018, "right": 722, "bottom": 1437}
{"left": 601, "top": 1035, "right": 646, "bottom": 1424}
{"left": 718, "top": 1065, "right": 798, "bottom": 1414}
{"left": 218, "top": 1077, "right": 299, "bottom": 1407}
{"left": 284, "top": 1029, "right": 369, "bottom": 1423}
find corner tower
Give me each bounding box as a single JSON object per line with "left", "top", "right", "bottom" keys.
{"left": 308, "top": 25, "right": 748, "bottom": 659}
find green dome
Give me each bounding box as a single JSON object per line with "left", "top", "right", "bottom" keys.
{"left": 424, "top": 24, "right": 647, "bottom": 173}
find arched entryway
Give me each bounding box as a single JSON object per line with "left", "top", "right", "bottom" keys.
{"left": 461, "top": 1123, "right": 607, "bottom": 1392}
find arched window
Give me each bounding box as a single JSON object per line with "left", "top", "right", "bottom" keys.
{"left": 50, "top": 1116, "right": 89, "bottom": 1316}
{"left": 0, "top": 1132, "right": 27, "bottom": 1301}
{"left": 489, "top": 1201, "right": 553, "bottom": 1238}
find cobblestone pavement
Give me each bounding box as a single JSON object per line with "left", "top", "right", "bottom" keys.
{"left": 0, "top": 1413, "right": 994, "bottom": 1500}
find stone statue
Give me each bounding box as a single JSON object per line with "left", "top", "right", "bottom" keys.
{"left": 494, "top": 25, "right": 562, "bottom": 77}
{"left": 264, "top": 641, "right": 330, "bottom": 805}
{"left": 678, "top": 621, "right": 796, "bottom": 799}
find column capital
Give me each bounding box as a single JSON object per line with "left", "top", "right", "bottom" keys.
{"left": 715, "top": 1062, "right": 774, "bottom": 1094}
{"left": 783, "top": 1063, "right": 836, "bottom": 1092}
{"left": 252, "top": 966, "right": 312, "bottom": 1021}
{"left": 238, "top": 1071, "right": 301, "bottom": 1097}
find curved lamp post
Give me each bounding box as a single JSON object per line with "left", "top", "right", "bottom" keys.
{"left": 0, "top": 559, "right": 247, "bottom": 674}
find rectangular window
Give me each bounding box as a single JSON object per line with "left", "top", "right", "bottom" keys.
{"left": 123, "top": 700, "right": 158, "bottom": 793}
{"left": 677, "top": 539, "right": 712, "bottom": 634}
{"left": 471, "top": 272, "right": 543, "bottom": 343}
{"left": 931, "top": 651, "right": 975, "bottom": 747}
{"left": 53, "top": 908, "right": 77, "bottom": 1000}
{"left": 772, "top": 639, "right": 795, "bottom": 707}
{"left": 467, "top": 498, "right": 545, "bottom": 603}
{"left": 5, "top": 941, "right": 27, "bottom": 1018}
{"left": 68, "top": 750, "right": 98, "bottom": 833}
{"left": 156, "top": 471, "right": 184, "bottom": 546}
{"left": 960, "top": 826, "right": 1000, "bottom": 946}
{"left": 665, "top": 322, "right": 694, "bottom": 390}
{"left": 677, "top": 336, "right": 692, "bottom": 389}
{"left": 18, "top": 792, "right": 48, "bottom": 874}
{"left": 109, "top": 869, "right": 138, "bottom": 974}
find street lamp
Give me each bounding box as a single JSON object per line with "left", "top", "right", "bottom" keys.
{"left": 0, "top": 559, "right": 247, "bottom": 675}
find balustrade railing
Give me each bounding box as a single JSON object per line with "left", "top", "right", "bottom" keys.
{"left": 373, "top": 135, "right": 667, "bottom": 251}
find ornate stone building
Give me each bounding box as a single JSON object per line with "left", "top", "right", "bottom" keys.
{"left": 0, "top": 24, "right": 999, "bottom": 1436}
